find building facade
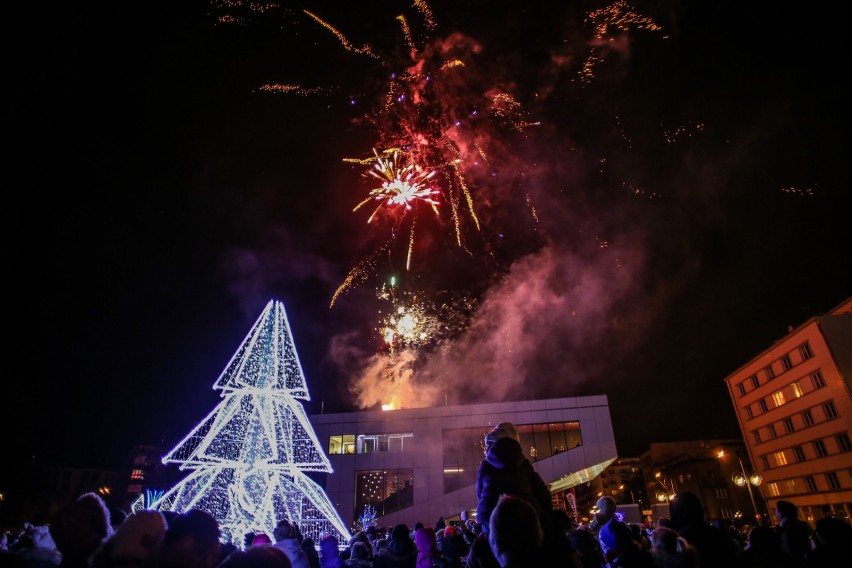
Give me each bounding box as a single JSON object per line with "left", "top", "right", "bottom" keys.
{"left": 639, "top": 439, "right": 766, "bottom": 525}
{"left": 724, "top": 296, "right": 852, "bottom": 523}
{"left": 309, "top": 395, "right": 617, "bottom": 529}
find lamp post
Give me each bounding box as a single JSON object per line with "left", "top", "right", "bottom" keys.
{"left": 653, "top": 472, "right": 677, "bottom": 504}
{"left": 717, "top": 449, "right": 762, "bottom": 521}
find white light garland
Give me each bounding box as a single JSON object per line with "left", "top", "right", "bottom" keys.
{"left": 152, "top": 300, "right": 351, "bottom": 546}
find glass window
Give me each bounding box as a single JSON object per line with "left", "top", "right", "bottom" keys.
{"left": 737, "top": 383, "right": 746, "bottom": 396}
{"left": 783, "top": 418, "right": 794, "bottom": 433}
{"left": 780, "top": 355, "right": 793, "bottom": 371}
{"left": 793, "top": 446, "right": 805, "bottom": 462}
{"left": 811, "top": 371, "right": 826, "bottom": 389}
{"left": 823, "top": 402, "right": 838, "bottom": 419}
{"left": 758, "top": 400, "right": 768, "bottom": 413}
{"left": 766, "top": 482, "right": 779, "bottom": 497}
{"left": 772, "top": 390, "right": 786, "bottom": 407}
{"left": 799, "top": 342, "right": 813, "bottom": 360}
{"left": 533, "top": 423, "right": 551, "bottom": 459}
{"left": 802, "top": 409, "right": 814, "bottom": 426}
{"left": 825, "top": 472, "right": 841, "bottom": 490}
{"left": 792, "top": 382, "right": 803, "bottom": 398}
{"left": 767, "top": 424, "right": 776, "bottom": 439}
{"left": 753, "top": 430, "right": 762, "bottom": 444}
{"left": 813, "top": 440, "right": 828, "bottom": 457}
{"left": 804, "top": 476, "right": 817, "bottom": 492}
{"left": 774, "top": 451, "right": 787, "bottom": 467}
{"left": 130, "top": 469, "right": 144, "bottom": 480}
{"left": 548, "top": 423, "right": 568, "bottom": 456}
{"left": 329, "top": 435, "right": 343, "bottom": 455}
{"left": 751, "top": 375, "right": 760, "bottom": 389}
{"left": 836, "top": 433, "right": 852, "bottom": 452}
{"left": 765, "top": 366, "right": 775, "bottom": 380}
{"left": 354, "top": 468, "right": 413, "bottom": 522}
{"left": 746, "top": 406, "right": 754, "bottom": 420}
{"left": 761, "top": 456, "right": 770, "bottom": 470}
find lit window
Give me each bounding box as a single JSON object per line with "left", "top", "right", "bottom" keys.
{"left": 772, "top": 390, "right": 786, "bottom": 407}
{"left": 836, "top": 433, "right": 852, "bottom": 452}
{"left": 783, "top": 418, "right": 794, "bottom": 433}
{"left": 823, "top": 402, "right": 838, "bottom": 420}
{"left": 825, "top": 472, "right": 841, "bottom": 490}
{"left": 751, "top": 375, "right": 760, "bottom": 389}
{"left": 766, "top": 482, "right": 780, "bottom": 497}
{"left": 802, "top": 409, "right": 814, "bottom": 426}
{"left": 792, "top": 382, "right": 803, "bottom": 398}
{"left": 774, "top": 451, "right": 787, "bottom": 467}
{"left": 764, "top": 366, "right": 775, "bottom": 380}
{"left": 811, "top": 371, "right": 826, "bottom": 389}
{"left": 328, "top": 434, "right": 356, "bottom": 455}
{"left": 714, "top": 488, "right": 728, "bottom": 498}
{"left": 799, "top": 342, "right": 813, "bottom": 360}
{"left": 758, "top": 400, "right": 768, "bottom": 413}
{"left": 780, "top": 355, "right": 793, "bottom": 371}
{"left": 130, "top": 469, "right": 144, "bottom": 480}
{"left": 804, "top": 476, "right": 817, "bottom": 492}
{"left": 737, "top": 383, "right": 746, "bottom": 397}
{"left": 813, "top": 439, "right": 828, "bottom": 457}
{"left": 793, "top": 446, "right": 805, "bottom": 462}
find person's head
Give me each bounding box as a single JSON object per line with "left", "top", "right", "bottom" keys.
{"left": 484, "top": 423, "right": 520, "bottom": 452}
{"left": 273, "top": 519, "right": 297, "bottom": 542}
{"left": 650, "top": 527, "right": 678, "bottom": 554}
{"left": 775, "top": 500, "right": 798, "bottom": 522}
{"left": 488, "top": 495, "right": 542, "bottom": 566}
{"left": 251, "top": 533, "right": 271, "bottom": 547}
{"left": 108, "top": 510, "right": 168, "bottom": 564}
{"left": 414, "top": 527, "right": 437, "bottom": 553}
{"left": 350, "top": 540, "right": 370, "bottom": 561}
{"left": 669, "top": 492, "right": 704, "bottom": 531}
{"left": 594, "top": 496, "right": 617, "bottom": 524}
{"left": 441, "top": 533, "right": 467, "bottom": 560}
{"left": 745, "top": 525, "right": 777, "bottom": 551}
{"left": 812, "top": 516, "right": 852, "bottom": 548}
{"left": 159, "top": 509, "right": 221, "bottom": 568}
{"left": 217, "top": 545, "right": 292, "bottom": 568}
{"left": 49, "top": 492, "right": 113, "bottom": 562}
{"left": 656, "top": 517, "right": 671, "bottom": 529}
{"left": 390, "top": 524, "right": 409, "bottom": 542}
{"left": 460, "top": 510, "right": 470, "bottom": 522}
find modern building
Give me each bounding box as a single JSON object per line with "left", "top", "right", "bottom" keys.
{"left": 309, "top": 395, "right": 617, "bottom": 529}
{"left": 724, "top": 295, "right": 852, "bottom": 523}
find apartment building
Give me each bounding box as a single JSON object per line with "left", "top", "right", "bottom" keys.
{"left": 724, "top": 296, "right": 852, "bottom": 523}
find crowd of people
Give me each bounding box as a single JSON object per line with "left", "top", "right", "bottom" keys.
{"left": 1, "top": 422, "right": 850, "bottom": 568}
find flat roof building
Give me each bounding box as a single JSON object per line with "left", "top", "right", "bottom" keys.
{"left": 724, "top": 295, "right": 852, "bottom": 523}
{"left": 309, "top": 395, "right": 617, "bottom": 529}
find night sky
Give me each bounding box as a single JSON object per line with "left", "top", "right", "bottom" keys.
{"left": 4, "top": 0, "right": 849, "bottom": 485}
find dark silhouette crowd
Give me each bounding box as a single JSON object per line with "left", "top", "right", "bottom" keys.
{"left": 2, "top": 423, "right": 850, "bottom": 568}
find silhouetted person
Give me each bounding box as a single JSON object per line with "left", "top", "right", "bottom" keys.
{"left": 217, "top": 546, "right": 292, "bottom": 568}
{"left": 774, "top": 500, "right": 811, "bottom": 564}
{"left": 49, "top": 492, "right": 113, "bottom": 568}
{"left": 805, "top": 516, "right": 852, "bottom": 567}
{"left": 488, "top": 495, "right": 544, "bottom": 567}
{"left": 158, "top": 510, "right": 221, "bottom": 568}
{"left": 734, "top": 525, "right": 799, "bottom": 568}
{"left": 669, "top": 491, "right": 738, "bottom": 568}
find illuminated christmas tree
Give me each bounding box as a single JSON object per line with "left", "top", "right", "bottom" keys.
{"left": 152, "top": 300, "right": 351, "bottom": 546}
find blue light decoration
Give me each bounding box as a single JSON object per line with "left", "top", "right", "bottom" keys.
{"left": 151, "top": 300, "right": 352, "bottom": 547}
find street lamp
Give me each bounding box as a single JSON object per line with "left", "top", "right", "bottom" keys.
{"left": 717, "top": 449, "right": 762, "bottom": 521}
{"left": 653, "top": 472, "right": 677, "bottom": 503}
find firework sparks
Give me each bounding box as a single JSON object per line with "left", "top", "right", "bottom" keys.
{"left": 352, "top": 149, "right": 439, "bottom": 223}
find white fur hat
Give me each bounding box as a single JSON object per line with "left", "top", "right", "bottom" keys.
{"left": 484, "top": 422, "right": 520, "bottom": 449}
{"left": 109, "top": 510, "right": 167, "bottom": 560}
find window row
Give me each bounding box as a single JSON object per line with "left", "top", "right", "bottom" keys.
{"left": 758, "top": 433, "right": 851, "bottom": 469}
{"left": 328, "top": 432, "right": 414, "bottom": 455}
{"left": 743, "top": 372, "right": 829, "bottom": 420}
{"left": 764, "top": 470, "right": 845, "bottom": 497}
{"left": 751, "top": 401, "right": 840, "bottom": 443}
{"left": 736, "top": 342, "right": 815, "bottom": 397}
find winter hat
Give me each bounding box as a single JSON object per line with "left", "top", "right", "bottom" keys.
{"left": 484, "top": 422, "right": 520, "bottom": 449}
{"left": 391, "top": 524, "right": 410, "bottom": 541}
{"left": 110, "top": 510, "right": 167, "bottom": 560}
{"left": 599, "top": 520, "right": 632, "bottom": 553}
{"left": 252, "top": 533, "right": 272, "bottom": 546}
